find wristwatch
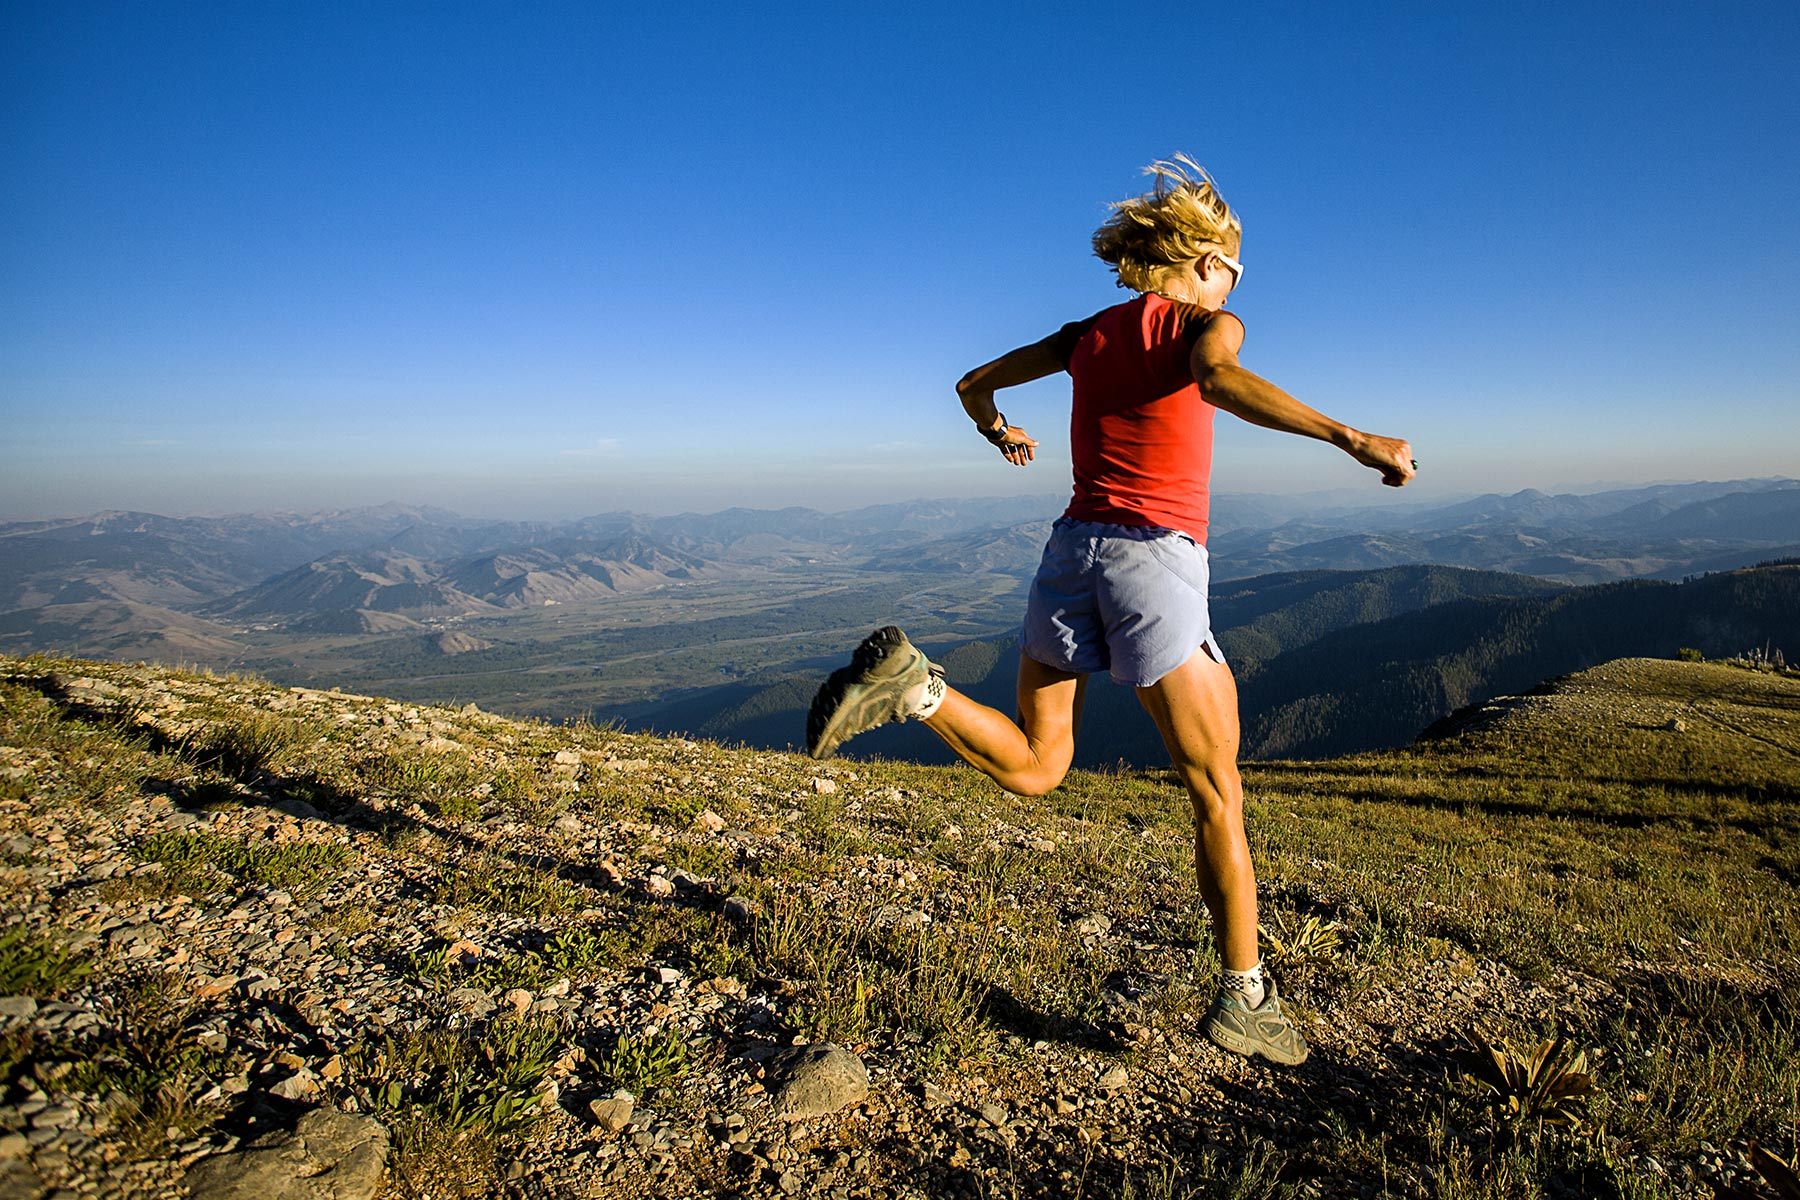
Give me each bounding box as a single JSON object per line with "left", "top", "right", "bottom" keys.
{"left": 982, "top": 413, "right": 1010, "bottom": 445}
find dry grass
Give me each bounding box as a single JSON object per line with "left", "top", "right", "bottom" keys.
{"left": 2, "top": 652, "right": 1794, "bottom": 1197}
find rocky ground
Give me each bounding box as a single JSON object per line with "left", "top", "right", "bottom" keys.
{"left": 1, "top": 654, "right": 1796, "bottom": 1199}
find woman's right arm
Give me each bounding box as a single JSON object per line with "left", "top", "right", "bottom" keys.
{"left": 954, "top": 337, "right": 1064, "bottom": 467}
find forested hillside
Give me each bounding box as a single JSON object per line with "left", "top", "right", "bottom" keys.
{"left": 619, "top": 563, "right": 1800, "bottom": 766}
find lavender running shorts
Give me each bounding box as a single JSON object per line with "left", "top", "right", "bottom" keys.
{"left": 1020, "top": 516, "right": 1226, "bottom": 688}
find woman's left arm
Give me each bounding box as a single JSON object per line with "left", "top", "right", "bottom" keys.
{"left": 1190, "top": 313, "right": 1417, "bottom": 487}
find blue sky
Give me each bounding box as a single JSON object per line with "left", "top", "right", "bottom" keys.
{"left": 3, "top": 2, "right": 1797, "bottom": 519}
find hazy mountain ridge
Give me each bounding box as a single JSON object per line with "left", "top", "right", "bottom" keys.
{"left": 4, "top": 478, "right": 1793, "bottom": 618}
{"left": 1, "top": 479, "right": 1794, "bottom": 700}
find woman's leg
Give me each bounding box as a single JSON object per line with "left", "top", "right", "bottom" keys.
{"left": 1134, "top": 641, "right": 1259, "bottom": 972}
{"left": 920, "top": 656, "right": 1087, "bottom": 797}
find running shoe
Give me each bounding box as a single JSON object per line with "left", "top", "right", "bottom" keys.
{"left": 806, "top": 626, "right": 941, "bottom": 759}
{"left": 1201, "top": 977, "right": 1310, "bottom": 1065}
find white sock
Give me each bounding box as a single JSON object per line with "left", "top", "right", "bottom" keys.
{"left": 903, "top": 668, "right": 947, "bottom": 720}
{"left": 1221, "top": 962, "right": 1266, "bottom": 1008}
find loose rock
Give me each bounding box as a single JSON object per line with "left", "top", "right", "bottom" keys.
{"left": 770, "top": 1043, "right": 868, "bottom": 1120}
{"left": 589, "top": 1092, "right": 634, "bottom": 1133}
{"left": 184, "top": 1108, "right": 389, "bottom": 1200}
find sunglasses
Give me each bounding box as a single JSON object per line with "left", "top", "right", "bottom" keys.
{"left": 1212, "top": 250, "right": 1245, "bottom": 291}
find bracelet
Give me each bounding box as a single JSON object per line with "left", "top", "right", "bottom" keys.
{"left": 982, "top": 413, "right": 1010, "bottom": 445}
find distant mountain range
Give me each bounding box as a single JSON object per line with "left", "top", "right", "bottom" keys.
{"left": 213, "top": 535, "right": 727, "bottom": 621}
{"left": 1, "top": 479, "right": 1795, "bottom": 742}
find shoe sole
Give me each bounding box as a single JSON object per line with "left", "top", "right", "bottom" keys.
{"left": 1203, "top": 1017, "right": 1310, "bottom": 1066}
{"left": 806, "top": 626, "right": 924, "bottom": 760}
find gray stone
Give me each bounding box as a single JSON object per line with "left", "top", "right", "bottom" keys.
{"left": 722, "top": 895, "right": 758, "bottom": 924}
{"left": 0, "top": 1159, "right": 44, "bottom": 1196}
{"left": 30, "top": 1105, "right": 77, "bottom": 1130}
{"left": 445, "top": 987, "right": 496, "bottom": 1017}
{"left": 0, "top": 996, "right": 38, "bottom": 1022}
{"left": 274, "top": 798, "right": 324, "bottom": 822}
{"left": 589, "top": 1092, "right": 634, "bottom": 1133}
{"left": 184, "top": 1108, "right": 389, "bottom": 1200}
{"left": 667, "top": 867, "right": 706, "bottom": 892}
{"left": 770, "top": 1043, "right": 868, "bottom": 1121}
{"left": 874, "top": 905, "right": 929, "bottom": 934}
{"left": 1096, "top": 1064, "right": 1130, "bottom": 1093}
{"left": 1072, "top": 913, "right": 1111, "bottom": 937}
{"left": 268, "top": 1071, "right": 319, "bottom": 1101}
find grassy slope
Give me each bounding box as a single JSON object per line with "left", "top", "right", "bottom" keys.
{"left": 0, "top": 652, "right": 1795, "bottom": 1199}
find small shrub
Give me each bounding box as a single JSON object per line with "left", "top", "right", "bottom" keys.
{"left": 372, "top": 750, "right": 481, "bottom": 821}
{"left": 432, "top": 855, "right": 581, "bottom": 917}
{"left": 353, "top": 1015, "right": 561, "bottom": 1140}
{"left": 135, "top": 831, "right": 354, "bottom": 897}
{"left": 598, "top": 1030, "right": 690, "bottom": 1092}
{"left": 1676, "top": 647, "right": 1704, "bottom": 662}
{"left": 0, "top": 927, "right": 91, "bottom": 996}
{"left": 1457, "top": 1033, "right": 1595, "bottom": 1129}
{"left": 1261, "top": 911, "right": 1344, "bottom": 963}
{"left": 185, "top": 712, "right": 310, "bottom": 780}
{"left": 58, "top": 975, "right": 224, "bottom": 1158}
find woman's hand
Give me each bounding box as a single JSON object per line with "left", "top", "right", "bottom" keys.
{"left": 1346, "top": 430, "right": 1417, "bottom": 487}
{"left": 996, "top": 425, "right": 1039, "bottom": 466}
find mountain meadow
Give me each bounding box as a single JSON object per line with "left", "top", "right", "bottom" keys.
{"left": 1, "top": 648, "right": 1796, "bottom": 1199}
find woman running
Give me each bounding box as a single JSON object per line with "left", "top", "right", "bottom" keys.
{"left": 805, "top": 156, "right": 1416, "bottom": 1065}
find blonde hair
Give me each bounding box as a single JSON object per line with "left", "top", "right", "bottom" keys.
{"left": 1092, "top": 155, "right": 1241, "bottom": 293}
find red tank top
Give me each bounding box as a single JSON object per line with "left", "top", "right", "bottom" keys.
{"left": 1049, "top": 292, "right": 1225, "bottom": 544}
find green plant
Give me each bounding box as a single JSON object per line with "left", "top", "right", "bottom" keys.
{"left": 431, "top": 854, "right": 581, "bottom": 917}
{"left": 372, "top": 750, "right": 480, "bottom": 820}
{"left": 1744, "top": 1143, "right": 1800, "bottom": 1200}
{"left": 57, "top": 975, "right": 225, "bottom": 1158}
{"left": 1457, "top": 1033, "right": 1596, "bottom": 1129}
{"left": 1676, "top": 647, "right": 1704, "bottom": 663}
{"left": 1260, "top": 911, "right": 1344, "bottom": 963}
{"left": 598, "top": 1030, "right": 690, "bottom": 1092}
{"left": 355, "top": 1015, "right": 561, "bottom": 1139}
{"left": 135, "top": 831, "right": 354, "bottom": 896}
{"left": 0, "top": 927, "right": 91, "bottom": 996}
{"left": 185, "top": 712, "right": 309, "bottom": 780}
{"left": 542, "top": 928, "right": 607, "bottom": 978}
